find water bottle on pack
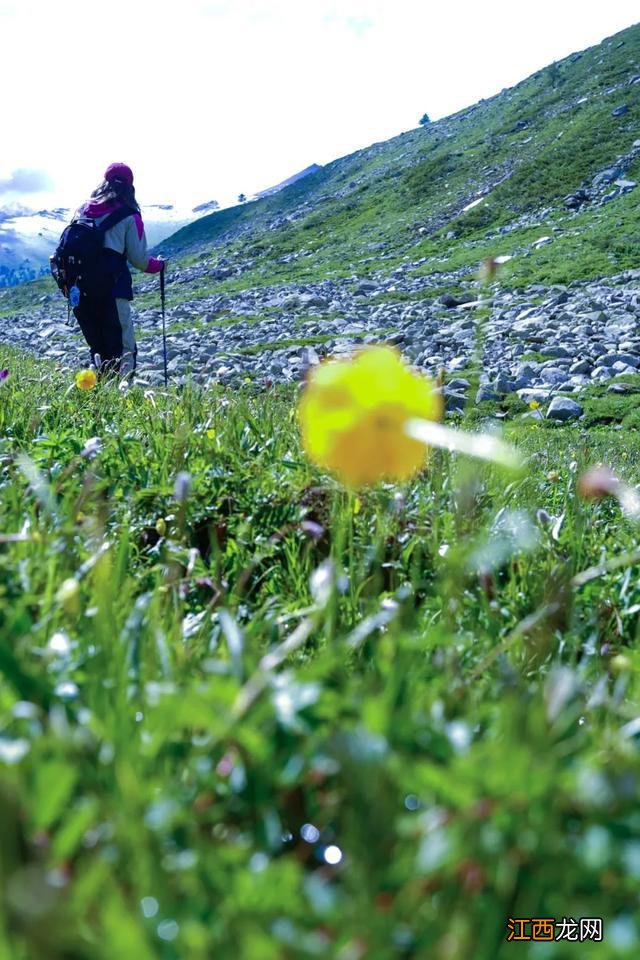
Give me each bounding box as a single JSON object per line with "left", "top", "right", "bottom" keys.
{"left": 69, "top": 285, "right": 81, "bottom": 308}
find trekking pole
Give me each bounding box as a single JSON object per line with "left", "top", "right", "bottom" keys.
{"left": 160, "top": 263, "right": 168, "bottom": 387}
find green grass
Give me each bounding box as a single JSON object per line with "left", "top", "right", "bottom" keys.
{"left": 0, "top": 277, "right": 52, "bottom": 317}
{"left": 3, "top": 346, "right": 640, "bottom": 957}
{"left": 137, "top": 314, "right": 267, "bottom": 340}
{"left": 221, "top": 330, "right": 393, "bottom": 358}
{"left": 519, "top": 352, "right": 547, "bottom": 364}
{"left": 222, "top": 334, "right": 339, "bottom": 356}
{"left": 579, "top": 374, "right": 640, "bottom": 428}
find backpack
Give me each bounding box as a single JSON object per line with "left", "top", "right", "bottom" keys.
{"left": 50, "top": 207, "right": 132, "bottom": 302}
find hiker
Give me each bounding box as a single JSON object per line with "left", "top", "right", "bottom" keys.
{"left": 56, "top": 163, "right": 165, "bottom": 376}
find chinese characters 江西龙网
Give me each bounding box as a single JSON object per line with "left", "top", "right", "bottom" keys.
{"left": 506, "top": 918, "right": 603, "bottom": 942}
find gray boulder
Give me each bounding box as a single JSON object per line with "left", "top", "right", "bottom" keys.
{"left": 493, "top": 372, "right": 516, "bottom": 394}
{"left": 546, "top": 397, "right": 583, "bottom": 421}
{"left": 539, "top": 367, "right": 568, "bottom": 384}
{"left": 592, "top": 166, "right": 623, "bottom": 187}
{"left": 569, "top": 359, "right": 592, "bottom": 375}
{"left": 615, "top": 179, "right": 637, "bottom": 192}
{"left": 564, "top": 189, "right": 590, "bottom": 209}
{"left": 540, "top": 345, "right": 572, "bottom": 359}
{"left": 517, "top": 388, "right": 553, "bottom": 405}
{"left": 445, "top": 392, "right": 467, "bottom": 414}
{"left": 601, "top": 352, "right": 639, "bottom": 368}
{"left": 476, "top": 386, "right": 500, "bottom": 403}
{"left": 300, "top": 346, "right": 320, "bottom": 367}
{"left": 440, "top": 292, "right": 476, "bottom": 309}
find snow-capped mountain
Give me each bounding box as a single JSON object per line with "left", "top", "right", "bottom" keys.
{"left": 0, "top": 206, "right": 68, "bottom": 286}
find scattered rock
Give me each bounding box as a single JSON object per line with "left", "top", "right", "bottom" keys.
{"left": 600, "top": 352, "right": 639, "bottom": 368}
{"left": 476, "top": 386, "right": 500, "bottom": 403}
{"left": 612, "top": 104, "right": 629, "bottom": 117}
{"left": 354, "top": 280, "right": 378, "bottom": 296}
{"left": 593, "top": 166, "right": 623, "bottom": 187}
{"left": 564, "top": 188, "right": 590, "bottom": 209}
{"left": 445, "top": 391, "right": 467, "bottom": 413}
{"left": 546, "top": 397, "right": 583, "bottom": 421}
{"left": 607, "top": 382, "right": 635, "bottom": 393}
{"left": 518, "top": 388, "right": 553, "bottom": 405}
{"left": 569, "top": 359, "right": 592, "bottom": 375}
{"left": 440, "top": 292, "right": 476, "bottom": 309}
{"left": 6, "top": 225, "right": 640, "bottom": 412}
{"left": 300, "top": 346, "right": 320, "bottom": 367}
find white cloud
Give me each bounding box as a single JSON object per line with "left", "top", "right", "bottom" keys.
{"left": 2, "top": 0, "right": 638, "bottom": 209}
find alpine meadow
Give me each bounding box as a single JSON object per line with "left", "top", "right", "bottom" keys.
{"left": 3, "top": 18, "right": 640, "bottom": 960}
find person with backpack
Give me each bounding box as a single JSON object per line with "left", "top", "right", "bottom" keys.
{"left": 51, "top": 163, "right": 165, "bottom": 377}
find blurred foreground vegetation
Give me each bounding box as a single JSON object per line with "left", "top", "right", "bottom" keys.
{"left": 1, "top": 347, "right": 640, "bottom": 958}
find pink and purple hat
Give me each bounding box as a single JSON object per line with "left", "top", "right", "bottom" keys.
{"left": 104, "top": 163, "right": 134, "bottom": 185}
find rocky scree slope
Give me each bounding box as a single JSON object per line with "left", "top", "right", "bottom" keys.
{"left": 1, "top": 22, "right": 640, "bottom": 423}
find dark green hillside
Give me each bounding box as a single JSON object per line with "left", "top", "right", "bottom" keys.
{"left": 157, "top": 22, "right": 640, "bottom": 292}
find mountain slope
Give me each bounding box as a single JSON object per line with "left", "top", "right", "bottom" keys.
{"left": 157, "top": 21, "right": 639, "bottom": 293}
{"left": 253, "top": 163, "right": 323, "bottom": 199}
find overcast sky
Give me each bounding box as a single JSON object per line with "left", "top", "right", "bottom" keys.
{"left": 1, "top": 0, "right": 638, "bottom": 211}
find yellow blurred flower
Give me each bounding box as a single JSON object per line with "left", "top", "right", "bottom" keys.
{"left": 56, "top": 577, "right": 80, "bottom": 614}
{"left": 76, "top": 369, "right": 97, "bottom": 391}
{"left": 298, "top": 346, "right": 441, "bottom": 487}
{"left": 611, "top": 654, "right": 632, "bottom": 674}
{"left": 529, "top": 400, "right": 540, "bottom": 410}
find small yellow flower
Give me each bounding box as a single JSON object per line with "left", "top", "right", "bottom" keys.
{"left": 529, "top": 400, "right": 540, "bottom": 410}
{"left": 610, "top": 654, "right": 632, "bottom": 674}
{"left": 56, "top": 577, "right": 80, "bottom": 614}
{"left": 353, "top": 496, "right": 361, "bottom": 515}
{"left": 299, "top": 346, "right": 441, "bottom": 487}
{"left": 207, "top": 428, "right": 216, "bottom": 440}
{"left": 76, "top": 369, "right": 97, "bottom": 391}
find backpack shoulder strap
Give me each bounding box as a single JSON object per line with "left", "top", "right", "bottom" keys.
{"left": 96, "top": 206, "right": 135, "bottom": 235}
